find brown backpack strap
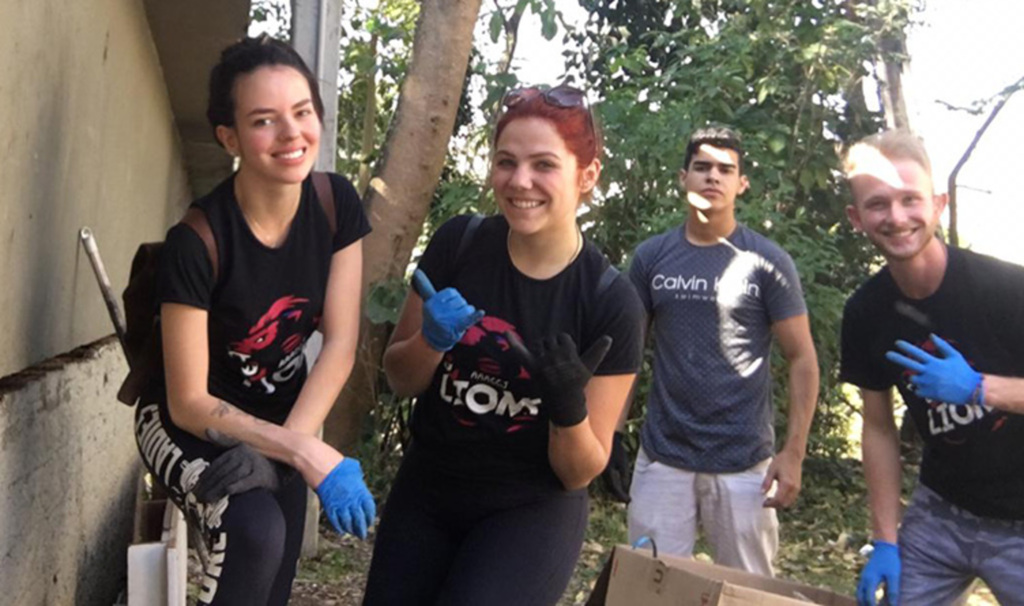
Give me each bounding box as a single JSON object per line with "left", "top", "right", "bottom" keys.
{"left": 312, "top": 171, "right": 337, "bottom": 236}
{"left": 181, "top": 206, "right": 219, "bottom": 282}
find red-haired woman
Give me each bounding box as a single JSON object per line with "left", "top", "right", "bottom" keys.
{"left": 363, "top": 85, "right": 644, "bottom": 605}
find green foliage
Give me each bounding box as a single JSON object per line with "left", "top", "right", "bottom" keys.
{"left": 335, "top": 0, "right": 420, "bottom": 180}
{"left": 249, "top": 0, "right": 291, "bottom": 40}
{"left": 565, "top": 0, "right": 911, "bottom": 460}
{"left": 354, "top": 390, "right": 411, "bottom": 500}
{"left": 256, "top": 0, "right": 911, "bottom": 469}
{"left": 364, "top": 276, "right": 408, "bottom": 325}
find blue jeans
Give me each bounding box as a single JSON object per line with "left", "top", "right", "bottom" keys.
{"left": 900, "top": 483, "right": 1024, "bottom": 605}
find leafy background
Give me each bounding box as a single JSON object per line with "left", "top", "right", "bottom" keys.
{"left": 233, "top": 0, "right": 1001, "bottom": 603}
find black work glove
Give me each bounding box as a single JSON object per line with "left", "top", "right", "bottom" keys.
{"left": 602, "top": 431, "right": 632, "bottom": 503}
{"left": 192, "top": 429, "right": 295, "bottom": 503}
{"left": 508, "top": 332, "right": 613, "bottom": 427}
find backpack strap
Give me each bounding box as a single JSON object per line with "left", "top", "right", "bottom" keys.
{"left": 312, "top": 171, "right": 337, "bottom": 237}
{"left": 180, "top": 206, "right": 218, "bottom": 282}
{"left": 596, "top": 264, "right": 620, "bottom": 297}
{"left": 178, "top": 174, "right": 333, "bottom": 283}
{"left": 456, "top": 214, "right": 485, "bottom": 264}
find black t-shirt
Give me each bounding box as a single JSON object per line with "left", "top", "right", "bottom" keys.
{"left": 411, "top": 215, "right": 645, "bottom": 496}
{"left": 840, "top": 247, "right": 1024, "bottom": 519}
{"left": 158, "top": 172, "right": 371, "bottom": 423}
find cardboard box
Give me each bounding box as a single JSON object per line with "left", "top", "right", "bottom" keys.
{"left": 589, "top": 545, "right": 856, "bottom": 606}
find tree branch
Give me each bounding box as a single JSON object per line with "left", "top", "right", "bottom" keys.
{"left": 947, "top": 90, "right": 1015, "bottom": 246}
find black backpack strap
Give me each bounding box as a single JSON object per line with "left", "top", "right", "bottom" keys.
{"left": 312, "top": 171, "right": 337, "bottom": 237}
{"left": 597, "top": 264, "right": 620, "bottom": 297}
{"left": 455, "top": 214, "right": 485, "bottom": 264}
{"left": 180, "top": 206, "right": 218, "bottom": 282}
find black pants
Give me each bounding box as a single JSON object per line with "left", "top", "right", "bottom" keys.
{"left": 363, "top": 453, "right": 589, "bottom": 605}
{"left": 134, "top": 402, "right": 307, "bottom": 606}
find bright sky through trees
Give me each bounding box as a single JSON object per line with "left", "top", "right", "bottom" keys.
{"left": 514, "top": 0, "right": 1024, "bottom": 265}
{"left": 906, "top": 0, "right": 1023, "bottom": 265}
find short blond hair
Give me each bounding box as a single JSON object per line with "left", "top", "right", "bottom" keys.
{"left": 844, "top": 129, "right": 932, "bottom": 179}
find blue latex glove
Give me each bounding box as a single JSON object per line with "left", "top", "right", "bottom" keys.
{"left": 315, "top": 458, "right": 376, "bottom": 539}
{"left": 857, "top": 541, "right": 901, "bottom": 606}
{"left": 885, "top": 334, "right": 983, "bottom": 405}
{"left": 413, "top": 269, "right": 484, "bottom": 352}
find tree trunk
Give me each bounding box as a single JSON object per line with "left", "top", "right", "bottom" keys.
{"left": 878, "top": 34, "right": 910, "bottom": 130}
{"left": 325, "top": 0, "right": 483, "bottom": 453}
{"left": 844, "top": 0, "right": 910, "bottom": 130}
{"left": 356, "top": 33, "right": 378, "bottom": 197}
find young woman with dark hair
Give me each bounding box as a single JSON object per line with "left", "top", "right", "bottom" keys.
{"left": 133, "top": 36, "right": 374, "bottom": 605}
{"left": 362, "top": 84, "right": 644, "bottom": 605}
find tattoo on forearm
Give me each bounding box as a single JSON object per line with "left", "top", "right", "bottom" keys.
{"left": 211, "top": 401, "right": 234, "bottom": 418}
{"left": 209, "top": 400, "right": 269, "bottom": 425}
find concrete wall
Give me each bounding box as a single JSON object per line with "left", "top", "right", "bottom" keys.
{"left": 0, "top": 0, "right": 245, "bottom": 603}
{"left": 0, "top": 0, "right": 192, "bottom": 378}
{"left": 0, "top": 338, "right": 137, "bottom": 605}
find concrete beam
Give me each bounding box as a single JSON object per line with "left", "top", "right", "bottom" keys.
{"left": 292, "top": 0, "right": 342, "bottom": 172}
{"left": 291, "top": 0, "right": 343, "bottom": 556}
{"left": 143, "top": 0, "right": 251, "bottom": 196}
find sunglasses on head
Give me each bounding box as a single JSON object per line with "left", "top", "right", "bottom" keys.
{"left": 502, "top": 84, "right": 588, "bottom": 110}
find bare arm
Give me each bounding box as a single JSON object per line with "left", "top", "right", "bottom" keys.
{"left": 382, "top": 288, "right": 444, "bottom": 398}
{"left": 762, "top": 313, "right": 819, "bottom": 507}
{"left": 285, "top": 241, "right": 363, "bottom": 435}
{"left": 162, "top": 303, "right": 342, "bottom": 486}
{"left": 980, "top": 375, "right": 1024, "bottom": 414}
{"left": 614, "top": 314, "right": 651, "bottom": 433}
{"left": 860, "top": 388, "right": 902, "bottom": 543}
{"left": 774, "top": 313, "right": 819, "bottom": 456}
{"left": 549, "top": 374, "right": 637, "bottom": 490}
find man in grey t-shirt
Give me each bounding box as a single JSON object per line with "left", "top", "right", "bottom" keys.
{"left": 624, "top": 126, "right": 819, "bottom": 576}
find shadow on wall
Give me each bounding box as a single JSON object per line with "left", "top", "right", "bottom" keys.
{"left": 21, "top": 69, "right": 69, "bottom": 371}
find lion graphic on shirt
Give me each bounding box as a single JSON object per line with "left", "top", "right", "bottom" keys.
{"left": 228, "top": 295, "right": 311, "bottom": 394}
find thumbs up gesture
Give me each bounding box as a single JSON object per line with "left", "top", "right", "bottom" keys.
{"left": 413, "top": 269, "right": 485, "bottom": 352}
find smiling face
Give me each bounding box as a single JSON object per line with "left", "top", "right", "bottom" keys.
{"left": 846, "top": 152, "right": 947, "bottom": 262}
{"left": 491, "top": 117, "right": 600, "bottom": 237}
{"left": 215, "top": 65, "right": 321, "bottom": 187}
{"left": 679, "top": 144, "right": 749, "bottom": 217}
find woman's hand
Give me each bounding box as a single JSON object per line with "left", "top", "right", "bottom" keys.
{"left": 414, "top": 269, "right": 484, "bottom": 352}
{"left": 287, "top": 435, "right": 375, "bottom": 538}
{"left": 315, "top": 458, "right": 377, "bottom": 539}
{"left": 507, "top": 332, "right": 612, "bottom": 426}
{"left": 192, "top": 429, "right": 295, "bottom": 502}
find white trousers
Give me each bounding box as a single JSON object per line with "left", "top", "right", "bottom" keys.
{"left": 627, "top": 446, "right": 779, "bottom": 577}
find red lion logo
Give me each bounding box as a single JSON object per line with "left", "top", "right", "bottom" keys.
{"left": 446, "top": 315, "right": 537, "bottom": 432}
{"left": 462, "top": 316, "right": 530, "bottom": 380}
{"left": 229, "top": 295, "right": 309, "bottom": 393}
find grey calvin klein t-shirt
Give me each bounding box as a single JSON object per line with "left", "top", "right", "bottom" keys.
{"left": 629, "top": 223, "right": 806, "bottom": 473}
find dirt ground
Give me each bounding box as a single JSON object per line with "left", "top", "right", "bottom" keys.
{"left": 289, "top": 530, "right": 375, "bottom": 606}
{"left": 287, "top": 519, "right": 996, "bottom": 606}
{"left": 185, "top": 458, "right": 999, "bottom": 605}
{"left": 286, "top": 526, "right": 612, "bottom": 606}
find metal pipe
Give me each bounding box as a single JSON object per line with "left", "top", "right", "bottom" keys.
{"left": 79, "top": 227, "right": 130, "bottom": 361}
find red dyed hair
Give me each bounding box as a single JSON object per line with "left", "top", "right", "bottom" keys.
{"left": 493, "top": 89, "right": 602, "bottom": 168}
